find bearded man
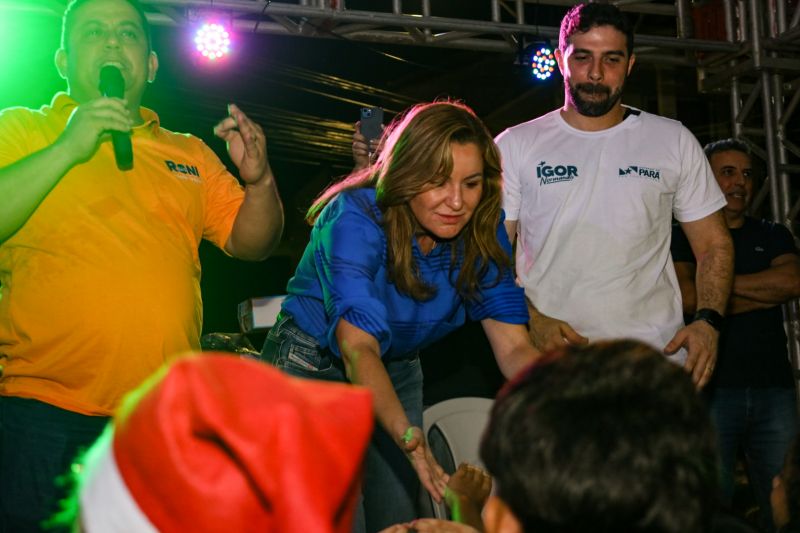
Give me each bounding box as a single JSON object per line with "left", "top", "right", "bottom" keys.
{"left": 496, "top": 2, "right": 733, "bottom": 387}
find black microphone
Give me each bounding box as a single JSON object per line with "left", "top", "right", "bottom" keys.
{"left": 98, "top": 65, "right": 133, "bottom": 171}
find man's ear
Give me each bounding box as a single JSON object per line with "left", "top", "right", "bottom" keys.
{"left": 55, "top": 48, "right": 68, "bottom": 80}
{"left": 147, "top": 51, "right": 159, "bottom": 83}
{"left": 626, "top": 52, "right": 636, "bottom": 76}
{"left": 554, "top": 48, "right": 565, "bottom": 75}
{"left": 483, "top": 495, "right": 524, "bottom": 533}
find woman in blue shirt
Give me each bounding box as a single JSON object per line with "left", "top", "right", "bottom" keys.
{"left": 261, "top": 101, "right": 539, "bottom": 532}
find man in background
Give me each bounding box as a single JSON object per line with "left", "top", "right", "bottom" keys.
{"left": 673, "top": 138, "right": 800, "bottom": 531}
{"left": 0, "top": 0, "right": 283, "bottom": 529}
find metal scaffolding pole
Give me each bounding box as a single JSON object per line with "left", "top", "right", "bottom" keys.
{"left": 709, "top": 0, "right": 800, "bottom": 381}
{"left": 0, "top": 0, "right": 738, "bottom": 57}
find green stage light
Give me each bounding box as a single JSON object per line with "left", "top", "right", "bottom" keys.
{"left": 0, "top": 8, "right": 63, "bottom": 107}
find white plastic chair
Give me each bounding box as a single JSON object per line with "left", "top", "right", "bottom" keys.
{"left": 419, "top": 397, "right": 494, "bottom": 519}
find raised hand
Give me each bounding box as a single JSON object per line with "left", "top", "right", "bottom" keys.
{"left": 446, "top": 463, "right": 492, "bottom": 508}
{"left": 213, "top": 103, "right": 270, "bottom": 185}
{"left": 352, "top": 121, "right": 382, "bottom": 171}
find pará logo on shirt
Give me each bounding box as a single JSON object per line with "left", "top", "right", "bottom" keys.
{"left": 536, "top": 161, "right": 578, "bottom": 185}
{"left": 618, "top": 165, "right": 661, "bottom": 181}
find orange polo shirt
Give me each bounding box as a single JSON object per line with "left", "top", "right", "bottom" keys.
{"left": 0, "top": 93, "right": 245, "bottom": 415}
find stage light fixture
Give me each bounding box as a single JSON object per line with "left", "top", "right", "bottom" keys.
{"left": 531, "top": 46, "right": 556, "bottom": 81}
{"left": 194, "top": 22, "right": 231, "bottom": 61}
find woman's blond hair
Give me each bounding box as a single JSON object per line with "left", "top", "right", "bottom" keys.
{"left": 307, "top": 101, "right": 509, "bottom": 301}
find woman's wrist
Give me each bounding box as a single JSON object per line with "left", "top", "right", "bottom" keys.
{"left": 393, "top": 424, "right": 417, "bottom": 448}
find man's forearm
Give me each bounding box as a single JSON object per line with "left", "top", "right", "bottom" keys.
{"left": 695, "top": 240, "right": 734, "bottom": 313}
{"left": 728, "top": 294, "right": 778, "bottom": 315}
{"left": 0, "top": 140, "right": 76, "bottom": 243}
{"left": 225, "top": 172, "right": 284, "bottom": 261}
{"left": 732, "top": 263, "right": 800, "bottom": 304}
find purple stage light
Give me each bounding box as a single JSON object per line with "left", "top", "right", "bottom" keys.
{"left": 195, "top": 23, "right": 231, "bottom": 61}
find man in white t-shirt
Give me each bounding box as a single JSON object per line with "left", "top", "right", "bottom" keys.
{"left": 497, "top": 2, "right": 733, "bottom": 387}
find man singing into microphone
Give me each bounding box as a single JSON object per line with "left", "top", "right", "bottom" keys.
{"left": 0, "top": 0, "right": 284, "bottom": 530}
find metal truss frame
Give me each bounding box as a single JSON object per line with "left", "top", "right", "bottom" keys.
{"left": 138, "top": 0, "right": 741, "bottom": 65}
{"left": 8, "top": 0, "right": 738, "bottom": 61}
{"left": 697, "top": 0, "right": 800, "bottom": 375}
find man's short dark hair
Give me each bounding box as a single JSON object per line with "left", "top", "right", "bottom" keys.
{"left": 704, "top": 138, "right": 751, "bottom": 160}
{"left": 480, "top": 340, "right": 718, "bottom": 533}
{"left": 62, "top": 0, "right": 152, "bottom": 51}
{"left": 559, "top": 2, "right": 634, "bottom": 57}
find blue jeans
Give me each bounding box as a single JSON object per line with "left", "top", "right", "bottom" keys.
{"left": 707, "top": 387, "right": 798, "bottom": 532}
{"left": 261, "top": 314, "right": 423, "bottom": 533}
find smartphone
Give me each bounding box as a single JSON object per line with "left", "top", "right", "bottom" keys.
{"left": 360, "top": 106, "right": 384, "bottom": 149}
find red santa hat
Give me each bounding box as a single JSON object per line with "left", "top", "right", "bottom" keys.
{"left": 79, "top": 353, "right": 374, "bottom": 532}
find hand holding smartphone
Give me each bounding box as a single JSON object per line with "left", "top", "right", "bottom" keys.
{"left": 359, "top": 106, "right": 384, "bottom": 151}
